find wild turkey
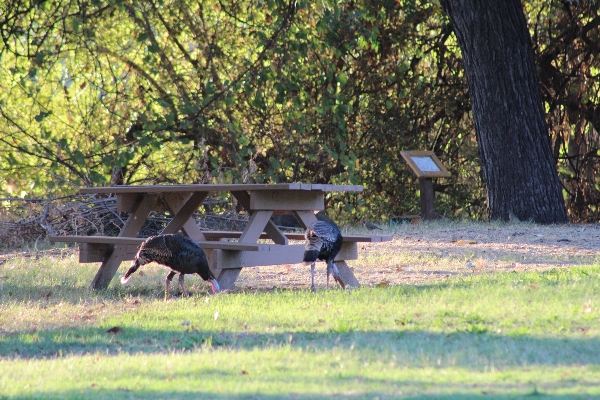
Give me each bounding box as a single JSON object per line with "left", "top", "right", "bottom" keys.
{"left": 303, "top": 212, "right": 345, "bottom": 291}
{"left": 362, "top": 219, "right": 382, "bottom": 230}
{"left": 121, "top": 234, "right": 220, "bottom": 299}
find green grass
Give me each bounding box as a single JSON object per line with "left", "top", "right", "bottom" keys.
{"left": 1, "top": 250, "right": 600, "bottom": 398}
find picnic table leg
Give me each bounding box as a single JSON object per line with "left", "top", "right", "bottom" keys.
{"left": 231, "top": 191, "right": 288, "bottom": 245}
{"left": 215, "top": 191, "right": 289, "bottom": 291}
{"left": 161, "top": 191, "right": 242, "bottom": 292}
{"left": 213, "top": 259, "right": 242, "bottom": 290}
{"left": 295, "top": 211, "right": 361, "bottom": 289}
{"left": 214, "top": 268, "right": 241, "bottom": 292}
{"left": 292, "top": 210, "right": 318, "bottom": 230}
{"left": 335, "top": 261, "right": 360, "bottom": 288}
{"left": 90, "top": 194, "right": 158, "bottom": 290}
{"left": 161, "top": 192, "right": 209, "bottom": 240}
{"left": 162, "top": 192, "right": 240, "bottom": 292}
{"left": 214, "top": 209, "right": 276, "bottom": 291}
{"left": 238, "top": 210, "right": 274, "bottom": 243}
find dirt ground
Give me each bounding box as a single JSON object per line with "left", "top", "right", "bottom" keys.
{"left": 1, "top": 222, "right": 598, "bottom": 292}
{"left": 235, "top": 222, "right": 600, "bottom": 291}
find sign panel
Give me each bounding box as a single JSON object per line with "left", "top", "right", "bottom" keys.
{"left": 400, "top": 151, "right": 451, "bottom": 178}
{"left": 412, "top": 156, "right": 441, "bottom": 173}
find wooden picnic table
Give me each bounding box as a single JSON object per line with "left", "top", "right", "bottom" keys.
{"left": 50, "top": 183, "right": 392, "bottom": 291}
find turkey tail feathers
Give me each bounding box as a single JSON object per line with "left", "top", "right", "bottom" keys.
{"left": 303, "top": 249, "right": 320, "bottom": 263}
{"left": 303, "top": 233, "right": 323, "bottom": 263}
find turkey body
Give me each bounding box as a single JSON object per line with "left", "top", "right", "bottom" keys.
{"left": 303, "top": 212, "right": 345, "bottom": 291}
{"left": 121, "top": 234, "right": 220, "bottom": 299}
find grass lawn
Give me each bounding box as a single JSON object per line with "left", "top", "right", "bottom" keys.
{"left": 1, "top": 238, "right": 600, "bottom": 399}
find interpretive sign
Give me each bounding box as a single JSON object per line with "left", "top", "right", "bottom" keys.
{"left": 400, "top": 151, "right": 451, "bottom": 178}
{"left": 400, "top": 150, "right": 450, "bottom": 220}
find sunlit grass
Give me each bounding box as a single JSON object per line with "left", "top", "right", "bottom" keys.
{"left": 2, "top": 350, "right": 600, "bottom": 399}
{"left": 1, "top": 246, "right": 600, "bottom": 398}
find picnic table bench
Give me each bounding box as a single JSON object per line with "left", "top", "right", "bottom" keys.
{"left": 49, "top": 184, "right": 392, "bottom": 291}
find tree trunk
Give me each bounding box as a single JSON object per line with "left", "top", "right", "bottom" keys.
{"left": 440, "top": 0, "right": 568, "bottom": 224}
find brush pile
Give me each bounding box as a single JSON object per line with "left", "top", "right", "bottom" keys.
{"left": 0, "top": 195, "right": 249, "bottom": 250}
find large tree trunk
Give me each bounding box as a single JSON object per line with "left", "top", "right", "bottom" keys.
{"left": 440, "top": 0, "right": 568, "bottom": 224}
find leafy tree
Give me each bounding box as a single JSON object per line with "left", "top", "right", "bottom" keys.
{"left": 1, "top": 0, "right": 598, "bottom": 223}
{"left": 529, "top": 0, "right": 600, "bottom": 221}
{"left": 439, "top": 0, "right": 569, "bottom": 223}
{"left": 1, "top": 0, "right": 479, "bottom": 221}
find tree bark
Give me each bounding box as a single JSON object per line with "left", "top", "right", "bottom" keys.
{"left": 440, "top": 0, "right": 568, "bottom": 224}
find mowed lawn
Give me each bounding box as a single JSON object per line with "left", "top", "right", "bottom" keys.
{"left": 1, "top": 244, "right": 600, "bottom": 399}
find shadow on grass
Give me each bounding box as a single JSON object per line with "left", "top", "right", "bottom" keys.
{"left": 3, "top": 263, "right": 597, "bottom": 305}
{"left": 2, "top": 324, "right": 600, "bottom": 369}
{"left": 9, "top": 390, "right": 599, "bottom": 400}
{"left": 0, "top": 282, "right": 218, "bottom": 304}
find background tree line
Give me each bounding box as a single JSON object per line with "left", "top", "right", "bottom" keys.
{"left": 0, "top": 0, "right": 598, "bottom": 223}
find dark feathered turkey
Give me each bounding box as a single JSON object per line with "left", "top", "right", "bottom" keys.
{"left": 303, "top": 212, "right": 345, "bottom": 290}
{"left": 121, "top": 234, "right": 219, "bottom": 299}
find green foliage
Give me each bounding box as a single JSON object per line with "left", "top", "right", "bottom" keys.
{"left": 0, "top": 1, "right": 598, "bottom": 222}
{"left": 525, "top": 0, "right": 600, "bottom": 221}
{"left": 0, "top": 0, "right": 480, "bottom": 222}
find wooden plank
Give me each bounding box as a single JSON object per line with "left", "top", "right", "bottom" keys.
{"left": 79, "top": 183, "right": 364, "bottom": 195}
{"left": 211, "top": 244, "right": 305, "bottom": 269}
{"left": 51, "top": 232, "right": 391, "bottom": 245}
{"left": 50, "top": 236, "right": 145, "bottom": 244}
{"left": 162, "top": 191, "right": 209, "bottom": 235}
{"left": 232, "top": 190, "right": 288, "bottom": 245}
{"left": 202, "top": 242, "right": 268, "bottom": 251}
{"left": 80, "top": 183, "right": 298, "bottom": 194}
{"left": 336, "top": 261, "right": 360, "bottom": 288}
{"left": 210, "top": 242, "right": 358, "bottom": 269}
{"left": 192, "top": 231, "right": 303, "bottom": 241}
{"left": 161, "top": 193, "right": 207, "bottom": 242}
{"left": 250, "top": 190, "right": 324, "bottom": 211}
{"left": 50, "top": 236, "right": 267, "bottom": 251}
{"left": 79, "top": 241, "right": 358, "bottom": 267}
{"left": 336, "top": 241, "right": 359, "bottom": 261}
{"left": 79, "top": 243, "right": 139, "bottom": 263}
{"left": 117, "top": 193, "right": 141, "bottom": 213}
{"left": 119, "top": 193, "right": 174, "bottom": 213}
{"left": 239, "top": 210, "right": 273, "bottom": 243}
{"left": 200, "top": 231, "right": 388, "bottom": 243}
{"left": 342, "top": 234, "right": 393, "bottom": 242}
{"left": 263, "top": 219, "right": 289, "bottom": 245}
{"left": 200, "top": 231, "right": 266, "bottom": 240}
{"left": 292, "top": 210, "right": 318, "bottom": 230}
{"left": 79, "top": 242, "right": 110, "bottom": 263}
{"left": 90, "top": 194, "right": 158, "bottom": 290}
{"left": 200, "top": 231, "right": 393, "bottom": 242}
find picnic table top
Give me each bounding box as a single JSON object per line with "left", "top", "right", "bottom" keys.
{"left": 79, "top": 183, "right": 364, "bottom": 194}
{"left": 66, "top": 182, "right": 375, "bottom": 290}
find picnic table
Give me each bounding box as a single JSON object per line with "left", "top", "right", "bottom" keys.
{"left": 50, "top": 183, "right": 392, "bottom": 291}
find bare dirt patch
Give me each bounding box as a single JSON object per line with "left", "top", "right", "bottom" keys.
{"left": 2, "top": 222, "right": 598, "bottom": 293}
{"left": 235, "top": 222, "right": 600, "bottom": 291}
